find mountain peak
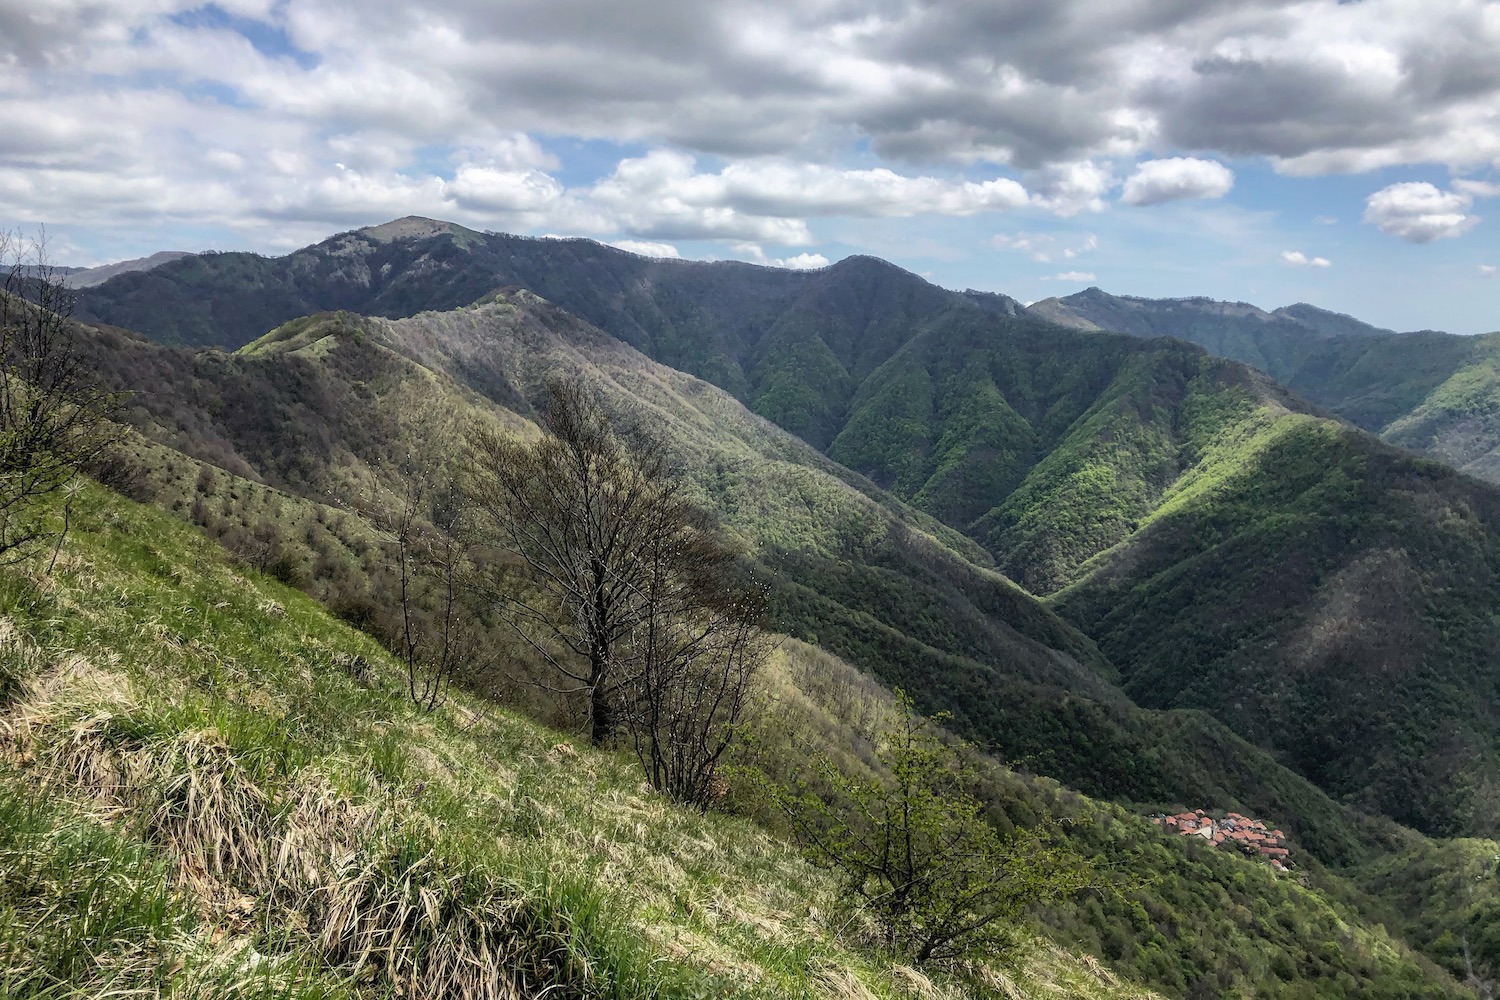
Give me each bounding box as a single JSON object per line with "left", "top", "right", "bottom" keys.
{"left": 357, "top": 216, "right": 481, "bottom": 243}
{"left": 1272, "top": 302, "right": 1395, "bottom": 338}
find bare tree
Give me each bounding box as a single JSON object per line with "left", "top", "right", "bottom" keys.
{"left": 471, "top": 380, "right": 771, "bottom": 785}
{"left": 469, "top": 381, "right": 687, "bottom": 744}
{"left": 624, "top": 532, "right": 770, "bottom": 807}
{"left": 0, "top": 230, "right": 120, "bottom": 561}
{"left": 388, "top": 455, "right": 475, "bottom": 712}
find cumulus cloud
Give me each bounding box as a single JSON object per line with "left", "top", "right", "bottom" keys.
{"left": 1044, "top": 271, "right": 1097, "bottom": 282}
{"left": 776, "top": 252, "right": 831, "bottom": 270}
{"left": 583, "top": 151, "right": 1035, "bottom": 244}
{"left": 608, "top": 239, "right": 680, "bottom": 258}
{"left": 1362, "top": 181, "right": 1489, "bottom": 242}
{"left": 730, "top": 243, "right": 830, "bottom": 269}
{"left": 1480, "top": 264, "right": 1498, "bottom": 277}
{"left": 1121, "top": 158, "right": 1235, "bottom": 207}
{"left": 1026, "top": 161, "right": 1114, "bottom": 216}
{"left": 1281, "top": 250, "right": 1332, "bottom": 267}
{"left": 1453, "top": 179, "right": 1500, "bottom": 199}
{"left": 3, "top": 0, "right": 1499, "bottom": 252}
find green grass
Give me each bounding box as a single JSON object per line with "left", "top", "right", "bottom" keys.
{"left": 0, "top": 482, "right": 1171, "bottom": 1000}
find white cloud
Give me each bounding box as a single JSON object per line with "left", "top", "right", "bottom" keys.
{"left": 1121, "top": 158, "right": 1235, "bottom": 207}
{"left": 1026, "top": 161, "right": 1114, "bottom": 216}
{"left": 1281, "top": 250, "right": 1332, "bottom": 268}
{"left": 992, "top": 231, "right": 1097, "bottom": 263}
{"left": 1314, "top": 215, "right": 1338, "bottom": 225}
{"left": 776, "top": 252, "right": 831, "bottom": 270}
{"left": 583, "top": 151, "right": 1034, "bottom": 244}
{"left": 1480, "top": 264, "right": 1498, "bottom": 277}
{"left": 1362, "top": 181, "right": 1491, "bottom": 242}
{"left": 3, "top": 0, "right": 1499, "bottom": 259}
{"left": 731, "top": 242, "right": 830, "bottom": 269}
{"left": 449, "top": 164, "right": 566, "bottom": 213}
{"left": 607, "top": 239, "right": 680, "bottom": 258}
{"left": 1453, "top": 180, "right": 1500, "bottom": 199}
{"left": 1043, "top": 271, "right": 1096, "bottom": 282}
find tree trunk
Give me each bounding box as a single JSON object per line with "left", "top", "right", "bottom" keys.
{"left": 587, "top": 650, "right": 612, "bottom": 744}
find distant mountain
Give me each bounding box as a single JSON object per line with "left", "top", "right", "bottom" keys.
{"left": 61, "top": 250, "right": 191, "bottom": 288}
{"left": 72, "top": 218, "right": 1022, "bottom": 450}
{"left": 1031, "top": 288, "right": 1500, "bottom": 484}
{"left": 1027, "top": 288, "right": 1395, "bottom": 376}
{"left": 775, "top": 293, "right": 1500, "bottom": 837}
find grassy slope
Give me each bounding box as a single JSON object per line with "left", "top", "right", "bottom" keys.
{"left": 0, "top": 482, "right": 1174, "bottom": 1000}
{"left": 0, "top": 483, "right": 1470, "bottom": 1000}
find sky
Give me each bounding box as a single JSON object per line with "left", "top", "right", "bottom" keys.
{"left": 1, "top": 0, "right": 1497, "bottom": 333}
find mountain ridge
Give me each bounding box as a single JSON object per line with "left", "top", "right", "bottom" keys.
{"left": 65, "top": 217, "right": 1500, "bottom": 840}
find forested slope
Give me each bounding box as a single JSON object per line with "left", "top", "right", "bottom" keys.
{"left": 69, "top": 218, "right": 1500, "bottom": 842}
{"left": 1035, "top": 287, "right": 1500, "bottom": 484}
{"left": 71, "top": 297, "right": 1400, "bottom": 866}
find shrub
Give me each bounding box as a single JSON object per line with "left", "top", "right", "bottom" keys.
{"left": 767, "top": 692, "right": 1097, "bottom": 964}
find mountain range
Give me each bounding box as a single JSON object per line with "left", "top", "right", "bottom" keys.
{"left": 1035, "top": 288, "right": 1500, "bottom": 483}
{"left": 9, "top": 214, "right": 1496, "bottom": 996}
{"left": 68, "top": 217, "right": 1500, "bottom": 841}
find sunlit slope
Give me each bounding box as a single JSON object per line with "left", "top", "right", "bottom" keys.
{"left": 75, "top": 299, "right": 1394, "bottom": 863}
{"left": 0, "top": 478, "right": 1188, "bottom": 1000}
{"left": 1035, "top": 287, "right": 1500, "bottom": 487}
{"left": 0, "top": 481, "right": 1468, "bottom": 1000}
{"left": 1052, "top": 407, "right": 1500, "bottom": 838}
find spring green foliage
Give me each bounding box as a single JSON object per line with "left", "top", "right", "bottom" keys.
{"left": 766, "top": 691, "right": 1098, "bottom": 964}
{"left": 747, "top": 642, "right": 1467, "bottom": 1000}
{"left": 0, "top": 481, "right": 1463, "bottom": 1000}
{"left": 0, "top": 475, "right": 1182, "bottom": 999}
{"left": 1054, "top": 415, "right": 1500, "bottom": 838}
{"left": 47, "top": 217, "right": 1500, "bottom": 991}
{"left": 67, "top": 220, "right": 1500, "bottom": 843}
{"left": 1040, "top": 288, "right": 1500, "bottom": 486}
{"left": 72, "top": 298, "right": 1405, "bottom": 867}
{"left": 1358, "top": 837, "right": 1500, "bottom": 993}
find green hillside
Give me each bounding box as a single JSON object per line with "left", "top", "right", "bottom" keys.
{"left": 15, "top": 239, "right": 1500, "bottom": 995}
{"left": 72, "top": 298, "right": 1409, "bottom": 870}
{"left": 64, "top": 222, "right": 1500, "bottom": 850}
{"left": 1036, "top": 288, "right": 1500, "bottom": 486}
{"left": 71, "top": 218, "right": 1500, "bottom": 500}
{"left": 70, "top": 219, "right": 1014, "bottom": 452}
{"left": 0, "top": 477, "right": 1472, "bottom": 1000}
{"left": 1357, "top": 836, "right": 1500, "bottom": 989}
{"left": 793, "top": 289, "right": 1500, "bottom": 840}
{"left": 1052, "top": 414, "right": 1500, "bottom": 837}
{"left": 0, "top": 477, "right": 1152, "bottom": 999}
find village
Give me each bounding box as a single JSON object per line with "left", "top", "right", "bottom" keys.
{"left": 1150, "top": 810, "right": 1295, "bottom": 872}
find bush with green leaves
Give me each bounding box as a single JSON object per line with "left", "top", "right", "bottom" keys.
{"left": 767, "top": 691, "right": 1097, "bottom": 964}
